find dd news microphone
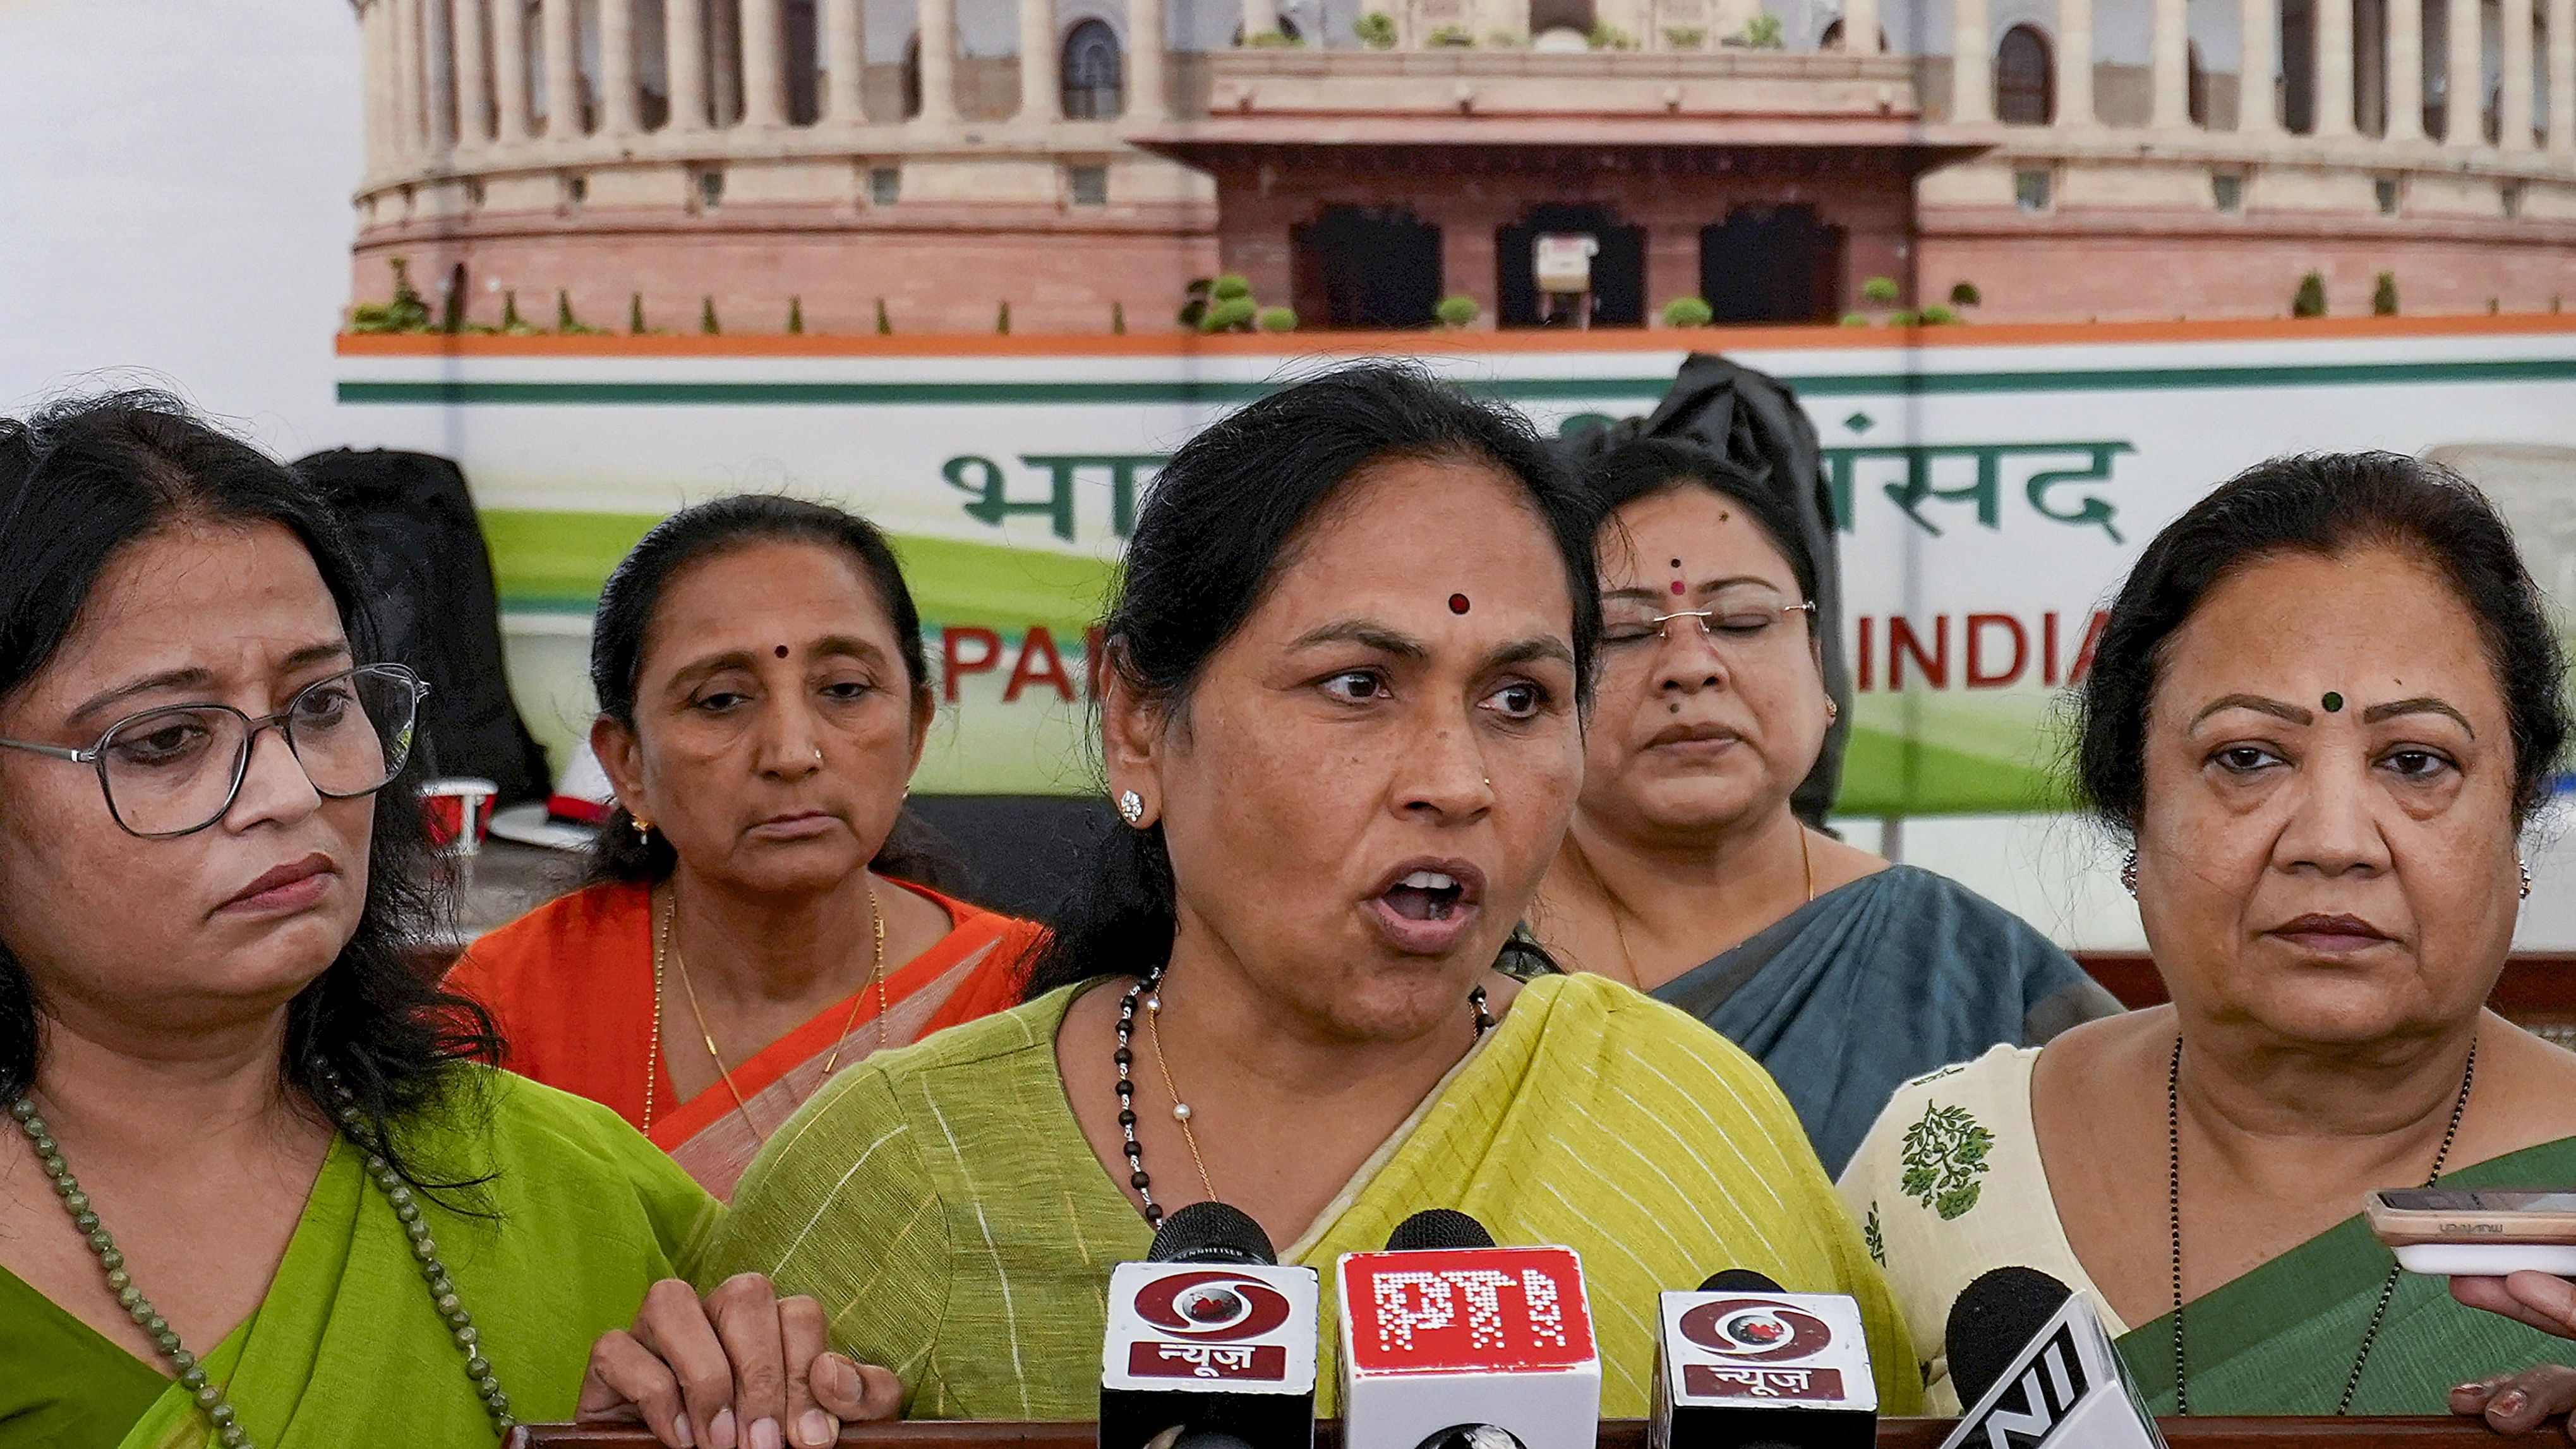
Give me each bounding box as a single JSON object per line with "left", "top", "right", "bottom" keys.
{"left": 1649, "top": 1267, "right": 1879, "bottom": 1449}
{"left": 1937, "top": 1268, "right": 2166, "bottom": 1449}
{"left": 1100, "top": 1201, "right": 1320, "bottom": 1449}
{"left": 1338, "top": 1209, "right": 1602, "bottom": 1449}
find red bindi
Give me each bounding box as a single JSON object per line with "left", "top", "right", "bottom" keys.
{"left": 1448, "top": 593, "right": 1470, "bottom": 615}
{"left": 1670, "top": 580, "right": 1687, "bottom": 595}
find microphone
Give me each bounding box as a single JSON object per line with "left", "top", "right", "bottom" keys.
{"left": 1338, "top": 1210, "right": 1602, "bottom": 1449}
{"left": 1935, "top": 1268, "right": 2167, "bottom": 1449}
{"left": 1101, "top": 1202, "right": 1321, "bottom": 1449}
{"left": 1649, "top": 1266, "right": 1878, "bottom": 1449}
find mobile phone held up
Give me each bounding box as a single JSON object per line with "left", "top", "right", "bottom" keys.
{"left": 2364, "top": 1189, "right": 2576, "bottom": 1277}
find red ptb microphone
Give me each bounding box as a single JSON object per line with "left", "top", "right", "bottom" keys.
{"left": 1337, "top": 1210, "right": 1603, "bottom": 1449}
{"left": 1101, "top": 1203, "right": 1321, "bottom": 1449}
{"left": 1651, "top": 1268, "right": 1879, "bottom": 1449}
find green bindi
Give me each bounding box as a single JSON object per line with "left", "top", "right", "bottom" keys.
{"left": 2322, "top": 691, "right": 2344, "bottom": 713}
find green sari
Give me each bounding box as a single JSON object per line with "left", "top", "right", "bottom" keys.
{"left": 1, "top": 1070, "right": 718, "bottom": 1449}
{"left": 2116, "top": 1137, "right": 2576, "bottom": 1416}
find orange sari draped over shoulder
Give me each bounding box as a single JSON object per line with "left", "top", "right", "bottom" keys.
{"left": 445, "top": 876, "right": 1043, "bottom": 1199}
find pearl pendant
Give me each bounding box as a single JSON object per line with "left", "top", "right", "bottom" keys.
{"left": 1172, "top": 1102, "right": 1192, "bottom": 1122}
{"left": 1145, "top": 995, "right": 1162, "bottom": 1014}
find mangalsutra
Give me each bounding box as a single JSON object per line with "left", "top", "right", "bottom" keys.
{"left": 2168, "top": 1034, "right": 2474, "bottom": 1416}
{"left": 11, "top": 1069, "right": 518, "bottom": 1444}
{"left": 1112, "top": 963, "right": 1494, "bottom": 1223}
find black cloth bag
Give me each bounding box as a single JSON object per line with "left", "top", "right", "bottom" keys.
{"left": 1551, "top": 352, "right": 1851, "bottom": 825}
{"left": 295, "top": 447, "right": 553, "bottom": 805}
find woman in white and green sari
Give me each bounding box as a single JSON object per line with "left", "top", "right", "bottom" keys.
{"left": 1839, "top": 453, "right": 2576, "bottom": 1422}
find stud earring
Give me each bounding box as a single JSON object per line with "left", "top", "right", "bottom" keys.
{"left": 1118, "top": 790, "right": 1145, "bottom": 827}
{"left": 2119, "top": 848, "right": 2140, "bottom": 898}
{"left": 2521, "top": 857, "right": 2534, "bottom": 900}
{"left": 1824, "top": 697, "right": 1839, "bottom": 722}
{"left": 630, "top": 815, "right": 653, "bottom": 840}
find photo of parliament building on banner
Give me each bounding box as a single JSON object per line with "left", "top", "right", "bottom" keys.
{"left": 347, "top": 0, "right": 2576, "bottom": 334}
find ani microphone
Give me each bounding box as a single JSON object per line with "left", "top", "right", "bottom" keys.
{"left": 1935, "top": 1268, "right": 2166, "bottom": 1449}
{"left": 1100, "top": 1201, "right": 1321, "bottom": 1449}
{"left": 1337, "top": 1209, "right": 1602, "bottom": 1449}
{"left": 1649, "top": 1267, "right": 1878, "bottom": 1449}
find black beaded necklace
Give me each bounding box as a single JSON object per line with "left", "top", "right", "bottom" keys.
{"left": 2165, "top": 1034, "right": 2474, "bottom": 1417}
{"left": 1112, "top": 960, "right": 1496, "bottom": 1224}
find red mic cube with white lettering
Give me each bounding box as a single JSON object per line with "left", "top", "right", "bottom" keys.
{"left": 1651, "top": 1291, "right": 1877, "bottom": 1449}
{"left": 1337, "top": 1246, "right": 1602, "bottom": 1449}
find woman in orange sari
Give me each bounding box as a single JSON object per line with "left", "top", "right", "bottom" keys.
{"left": 448, "top": 496, "right": 1044, "bottom": 1199}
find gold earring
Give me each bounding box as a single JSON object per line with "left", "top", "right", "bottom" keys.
{"left": 1824, "top": 697, "right": 1840, "bottom": 722}
{"left": 631, "top": 815, "right": 653, "bottom": 839}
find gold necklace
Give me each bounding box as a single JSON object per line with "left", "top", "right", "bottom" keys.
{"left": 1143, "top": 990, "right": 1220, "bottom": 1202}
{"left": 654, "top": 883, "right": 888, "bottom": 1139}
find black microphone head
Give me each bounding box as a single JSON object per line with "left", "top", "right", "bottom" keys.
{"left": 1385, "top": 1208, "right": 1496, "bottom": 1252}
{"left": 1944, "top": 1266, "right": 2076, "bottom": 1410}
{"left": 1149, "top": 1201, "right": 1279, "bottom": 1265}
{"left": 1697, "top": 1267, "right": 1786, "bottom": 1293}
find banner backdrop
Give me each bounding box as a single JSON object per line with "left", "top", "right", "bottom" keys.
{"left": 341, "top": 316, "right": 2576, "bottom": 810}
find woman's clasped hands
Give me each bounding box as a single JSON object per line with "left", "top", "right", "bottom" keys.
{"left": 580, "top": 1272, "right": 903, "bottom": 1448}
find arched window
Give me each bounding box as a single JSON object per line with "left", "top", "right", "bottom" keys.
{"left": 1062, "top": 20, "right": 1124, "bottom": 119}
{"left": 1995, "top": 23, "right": 2054, "bottom": 123}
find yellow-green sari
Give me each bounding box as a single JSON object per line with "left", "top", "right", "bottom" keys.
{"left": 1, "top": 1071, "right": 717, "bottom": 1449}
{"left": 702, "top": 971, "right": 1920, "bottom": 1419}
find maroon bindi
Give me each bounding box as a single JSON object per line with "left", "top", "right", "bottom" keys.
{"left": 774, "top": 644, "right": 790, "bottom": 659}
{"left": 1448, "top": 593, "right": 1471, "bottom": 615}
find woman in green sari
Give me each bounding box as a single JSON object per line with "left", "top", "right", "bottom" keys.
{"left": 581, "top": 364, "right": 1918, "bottom": 1446}
{"left": 1839, "top": 453, "right": 2576, "bottom": 1420}
{"left": 0, "top": 394, "right": 717, "bottom": 1448}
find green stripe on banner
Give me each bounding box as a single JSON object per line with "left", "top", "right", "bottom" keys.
{"left": 483, "top": 510, "right": 1118, "bottom": 639}
{"left": 345, "top": 356, "right": 2576, "bottom": 408}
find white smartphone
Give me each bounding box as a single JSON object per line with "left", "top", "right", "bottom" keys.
{"left": 2364, "top": 1188, "right": 2576, "bottom": 1277}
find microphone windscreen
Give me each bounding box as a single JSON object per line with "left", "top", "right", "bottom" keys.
{"left": 1697, "top": 1268, "right": 1785, "bottom": 1293}
{"left": 1149, "top": 1201, "right": 1279, "bottom": 1265}
{"left": 1384, "top": 1208, "right": 1496, "bottom": 1252}
{"left": 1944, "top": 1266, "right": 2076, "bottom": 1411}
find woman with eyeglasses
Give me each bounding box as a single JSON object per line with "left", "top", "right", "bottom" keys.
{"left": 0, "top": 394, "right": 716, "bottom": 1447}
{"left": 1529, "top": 439, "right": 2120, "bottom": 1176}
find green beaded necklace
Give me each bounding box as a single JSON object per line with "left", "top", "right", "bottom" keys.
{"left": 7, "top": 1065, "right": 518, "bottom": 1446}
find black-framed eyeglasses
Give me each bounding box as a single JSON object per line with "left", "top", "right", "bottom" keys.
{"left": 0, "top": 663, "right": 428, "bottom": 839}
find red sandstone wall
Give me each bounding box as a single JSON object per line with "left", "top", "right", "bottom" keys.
{"left": 1917, "top": 222, "right": 2576, "bottom": 322}
{"left": 352, "top": 225, "right": 1220, "bottom": 337}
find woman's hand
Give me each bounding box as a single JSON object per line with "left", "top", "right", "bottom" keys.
{"left": 2455, "top": 1273, "right": 2576, "bottom": 1340}
{"left": 579, "top": 1272, "right": 904, "bottom": 1448}
{"left": 2450, "top": 1368, "right": 2576, "bottom": 1438}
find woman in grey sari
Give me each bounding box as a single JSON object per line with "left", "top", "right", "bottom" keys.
{"left": 1532, "top": 439, "right": 2119, "bottom": 1173}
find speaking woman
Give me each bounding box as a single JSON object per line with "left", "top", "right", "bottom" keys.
{"left": 1534, "top": 440, "right": 2117, "bottom": 1174}
{"left": 1841, "top": 454, "right": 2576, "bottom": 1415}
{"left": 574, "top": 364, "right": 1921, "bottom": 1446}
{"left": 446, "top": 496, "right": 1045, "bottom": 1199}
{"left": 0, "top": 394, "right": 713, "bottom": 1446}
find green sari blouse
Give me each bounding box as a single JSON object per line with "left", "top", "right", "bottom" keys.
{"left": 1, "top": 1069, "right": 718, "bottom": 1449}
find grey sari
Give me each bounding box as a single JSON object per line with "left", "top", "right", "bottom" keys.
{"left": 1652, "top": 864, "right": 2120, "bottom": 1174}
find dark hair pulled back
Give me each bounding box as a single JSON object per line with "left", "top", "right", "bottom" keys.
{"left": 0, "top": 391, "right": 498, "bottom": 1189}
{"left": 2076, "top": 451, "right": 2569, "bottom": 835}
{"left": 1020, "top": 362, "right": 1602, "bottom": 1001}
{"left": 1584, "top": 437, "right": 1822, "bottom": 610}
{"left": 584, "top": 494, "right": 966, "bottom": 892}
